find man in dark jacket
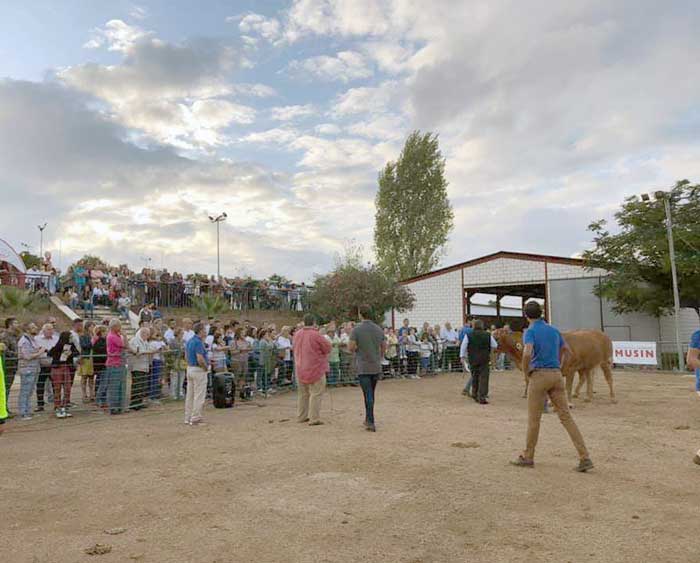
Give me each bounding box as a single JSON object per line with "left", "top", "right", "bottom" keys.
{"left": 460, "top": 319, "right": 497, "bottom": 404}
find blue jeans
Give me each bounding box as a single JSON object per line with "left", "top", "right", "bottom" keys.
{"left": 96, "top": 369, "right": 108, "bottom": 405}
{"left": 19, "top": 368, "right": 39, "bottom": 417}
{"left": 328, "top": 361, "right": 340, "bottom": 386}
{"left": 150, "top": 359, "right": 163, "bottom": 400}
{"left": 106, "top": 366, "right": 126, "bottom": 412}
{"left": 358, "top": 374, "right": 379, "bottom": 424}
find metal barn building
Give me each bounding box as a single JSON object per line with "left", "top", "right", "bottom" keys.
{"left": 389, "top": 251, "right": 696, "bottom": 345}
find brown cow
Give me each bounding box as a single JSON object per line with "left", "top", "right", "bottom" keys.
{"left": 493, "top": 328, "right": 616, "bottom": 405}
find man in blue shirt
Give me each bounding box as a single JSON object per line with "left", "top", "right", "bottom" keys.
{"left": 184, "top": 322, "right": 209, "bottom": 426}
{"left": 687, "top": 329, "right": 700, "bottom": 465}
{"left": 511, "top": 301, "right": 593, "bottom": 472}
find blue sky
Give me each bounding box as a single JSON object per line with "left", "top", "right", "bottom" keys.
{"left": 1, "top": 1, "right": 699, "bottom": 281}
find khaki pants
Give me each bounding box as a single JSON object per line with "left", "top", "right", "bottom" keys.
{"left": 185, "top": 366, "right": 207, "bottom": 423}
{"left": 297, "top": 376, "right": 326, "bottom": 423}
{"left": 524, "top": 369, "right": 589, "bottom": 461}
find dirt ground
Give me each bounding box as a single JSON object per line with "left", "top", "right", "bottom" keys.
{"left": 3, "top": 369, "right": 700, "bottom": 563}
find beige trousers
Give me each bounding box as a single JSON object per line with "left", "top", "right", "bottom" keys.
{"left": 524, "top": 369, "right": 589, "bottom": 461}
{"left": 185, "top": 366, "right": 207, "bottom": 423}
{"left": 297, "top": 376, "right": 326, "bottom": 423}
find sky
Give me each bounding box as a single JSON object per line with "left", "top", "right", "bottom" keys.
{"left": 1, "top": 0, "right": 699, "bottom": 282}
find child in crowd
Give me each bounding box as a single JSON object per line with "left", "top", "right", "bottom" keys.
{"left": 419, "top": 332, "right": 433, "bottom": 376}
{"left": 79, "top": 321, "right": 95, "bottom": 403}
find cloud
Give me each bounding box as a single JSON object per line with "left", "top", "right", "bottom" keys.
{"left": 288, "top": 50, "right": 372, "bottom": 82}
{"left": 83, "top": 19, "right": 150, "bottom": 52}
{"left": 129, "top": 5, "right": 148, "bottom": 20}
{"left": 0, "top": 79, "right": 341, "bottom": 281}
{"left": 331, "top": 80, "right": 400, "bottom": 116}
{"left": 62, "top": 25, "right": 251, "bottom": 148}
{"left": 270, "top": 104, "right": 316, "bottom": 121}
{"left": 240, "top": 127, "right": 298, "bottom": 145}
{"left": 237, "top": 13, "right": 282, "bottom": 42}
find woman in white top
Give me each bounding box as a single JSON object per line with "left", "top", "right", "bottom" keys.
{"left": 210, "top": 331, "right": 228, "bottom": 373}
{"left": 276, "top": 326, "right": 293, "bottom": 386}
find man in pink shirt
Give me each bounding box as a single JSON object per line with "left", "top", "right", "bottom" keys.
{"left": 293, "top": 314, "right": 331, "bottom": 426}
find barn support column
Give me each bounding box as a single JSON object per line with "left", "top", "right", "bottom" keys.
{"left": 496, "top": 295, "right": 502, "bottom": 324}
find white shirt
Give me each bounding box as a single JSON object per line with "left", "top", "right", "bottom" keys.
{"left": 460, "top": 333, "right": 498, "bottom": 359}
{"left": 182, "top": 330, "right": 195, "bottom": 343}
{"left": 163, "top": 328, "right": 175, "bottom": 345}
{"left": 36, "top": 333, "right": 59, "bottom": 365}
{"left": 440, "top": 328, "right": 459, "bottom": 344}
{"left": 276, "top": 336, "right": 292, "bottom": 361}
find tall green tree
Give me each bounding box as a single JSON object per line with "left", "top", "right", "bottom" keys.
{"left": 374, "top": 130, "right": 454, "bottom": 280}
{"left": 583, "top": 180, "right": 700, "bottom": 321}
{"left": 309, "top": 245, "right": 414, "bottom": 324}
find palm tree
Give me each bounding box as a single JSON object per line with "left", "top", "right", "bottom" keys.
{"left": 192, "top": 294, "right": 228, "bottom": 317}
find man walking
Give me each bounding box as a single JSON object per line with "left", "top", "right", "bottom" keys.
{"left": 511, "top": 301, "right": 593, "bottom": 472}
{"left": 184, "top": 322, "right": 208, "bottom": 426}
{"left": 293, "top": 314, "right": 331, "bottom": 426}
{"left": 349, "top": 305, "right": 385, "bottom": 432}
{"left": 687, "top": 329, "right": 700, "bottom": 465}
{"left": 460, "top": 319, "right": 497, "bottom": 404}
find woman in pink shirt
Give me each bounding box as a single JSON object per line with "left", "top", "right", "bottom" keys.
{"left": 105, "top": 319, "right": 127, "bottom": 415}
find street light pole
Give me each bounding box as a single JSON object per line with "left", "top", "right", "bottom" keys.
{"left": 38, "top": 223, "right": 47, "bottom": 259}
{"left": 661, "top": 194, "right": 685, "bottom": 372}
{"left": 208, "top": 212, "right": 227, "bottom": 281}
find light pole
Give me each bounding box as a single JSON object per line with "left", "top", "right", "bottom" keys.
{"left": 38, "top": 223, "right": 47, "bottom": 260}
{"left": 641, "top": 191, "right": 685, "bottom": 371}
{"left": 208, "top": 212, "right": 227, "bottom": 280}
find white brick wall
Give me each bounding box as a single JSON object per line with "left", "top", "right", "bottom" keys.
{"left": 547, "top": 263, "right": 606, "bottom": 280}
{"left": 401, "top": 269, "right": 462, "bottom": 328}
{"left": 462, "top": 258, "right": 545, "bottom": 287}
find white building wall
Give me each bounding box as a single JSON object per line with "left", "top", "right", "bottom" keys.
{"left": 462, "top": 258, "right": 545, "bottom": 287}
{"left": 547, "top": 263, "right": 606, "bottom": 280}
{"left": 659, "top": 308, "right": 699, "bottom": 343}
{"left": 400, "top": 269, "right": 462, "bottom": 329}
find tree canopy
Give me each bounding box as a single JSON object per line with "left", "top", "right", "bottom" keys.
{"left": 309, "top": 245, "right": 414, "bottom": 324}
{"left": 19, "top": 251, "right": 42, "bottom": 270}
{"left": 583, "top": 180, "right": 700, "bottom": 320}
{"left": 374, "top": 130, "right": 454, "bottom": 281}
{"left": 70, "top": 255, "right": 111, "bottom": 272}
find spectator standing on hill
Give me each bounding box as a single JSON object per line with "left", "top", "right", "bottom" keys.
{"left": 92, "top": 325, "right": 108, "bottom": 408}
{"left": 293, "top": 314, "right": 331, "bottom": 426}
{"left": 510, "top": 301, "right": 593, "bottom": 472}
{"left": 349, "top": 306, "right": 385, "bottom": 433}
{"left": 105, "top": 319, "right": 127, "bottom": 415}
{"left": 48, "top": 331, "right": 79, "bottom": 418}
{"left": 17, "top": 323, "right": 44, "bottom": 420}
{"left": 128, "top": 327, "right": 151, "bottom": 411}
{"left": 35, "top": 323, "right": 58, "bottom": 411}
{"left": 184, "top": 322, "right": 208, "bottom": 426}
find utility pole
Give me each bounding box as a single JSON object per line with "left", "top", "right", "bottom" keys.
{"left": 643, "top": 190, "right": 686, "bottom": 371}
{"left": 208, "top": 212, "right": 227, "bottom": 280}
{"left": 660, "top": 193, "right": 685, "bottom": 372}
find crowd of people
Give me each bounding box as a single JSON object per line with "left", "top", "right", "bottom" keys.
{"left": 0, "top": 311, "right": 510, "bottom": 422}
{"left": 12, "top": 261, "right": 312, "bottom": 313}
{"left": 2, "top": 301, "right": 699, "bottom": 469}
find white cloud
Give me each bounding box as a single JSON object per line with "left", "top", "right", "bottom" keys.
{"left": 331, "top": 80, "right": 399, "bottom": 116}
{"left": 129, "top": 5, "right": 148, "bottom": 20}
{"left": 63, "top": 25, "right": 249, "bottom": 148}
{"left": 83, "top": 19, "right": 149, "bottom": 52}
{"left": 315, "top": 123, "right": 341, "bottom": 135}
{"left": 237, "top": 13, "right": 282, "bottom": 42}
{"left": 289, "top": 50, "right": 372, "bottom": 82}
{"left": 240, "top": 128, "right": 298, "bottom": 145}
{"left": 270, "top": 104, "right": 316, "bottom": 121}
